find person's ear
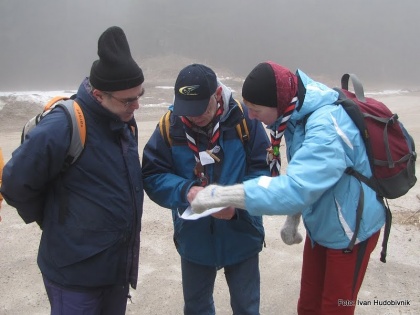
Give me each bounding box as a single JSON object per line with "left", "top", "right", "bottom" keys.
{"left": 215, "top": 86, "right": 223, "bottom": 101}
{"left": 92, "top": 89, "right": 104, "bottom": 103}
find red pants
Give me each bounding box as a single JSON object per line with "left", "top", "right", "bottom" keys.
{"left": 297, "top": 231, "right": 380, "bottom": 315}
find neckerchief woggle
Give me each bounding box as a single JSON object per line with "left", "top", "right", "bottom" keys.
{"left": 181, "top": 103, "right": 224, "bottom": 186}
{"left": 267, "top": 96, "right": 298, "bottom": 176}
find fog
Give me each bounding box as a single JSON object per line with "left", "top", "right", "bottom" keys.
{"left": 1, "top": 0, "right": 419, "bottom": 91}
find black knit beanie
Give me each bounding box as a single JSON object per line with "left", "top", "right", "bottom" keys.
{"left": 90, "top": 26, "right": 144, "bottom": 91}
{"left": 242, "top": 62, "right": 277, "bottom": 107}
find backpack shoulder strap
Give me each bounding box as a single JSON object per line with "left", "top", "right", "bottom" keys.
{"left": 46, "top": 97, "right": 85, "bottom": 225}
{"left": 158, "top": 101, "right": 250, "bottom": 148}
{"left": 55, "top": 99, "right": 86, "bottom": 169}
{"left": 159, "top": 110, "right": 173, "bottom": 147}
{"left": 44, "top": 96, "right": 71, "bottom": 111}
{"left": 333, "top": 87, "right": 378, "bottom": 188}
{"left": 233, "top": 99, "right": 250, "bottom": 144}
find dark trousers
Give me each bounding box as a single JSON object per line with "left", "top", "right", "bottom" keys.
{"left": 181, "top": 254, "right": 260, "bottom": 315}
{"left": 297, "top": 231, "right": 380, "bottom": 315}
{"left": 43, "top": 275, "right": 129, "bottom": 315}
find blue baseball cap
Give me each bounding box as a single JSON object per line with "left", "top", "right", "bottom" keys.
{"left": 173, "top": 64, "right": 217, "bottom": 116}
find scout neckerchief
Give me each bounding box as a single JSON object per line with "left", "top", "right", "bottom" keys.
{"left": 268, "top": 96, "right": 298, "bottom": 176}
{"left": 181, "top": 103, "right": 224, "bottom": 186}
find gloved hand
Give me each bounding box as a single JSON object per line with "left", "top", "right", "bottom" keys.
{"left": 280, "top": 213, "right": 303, "bottom": 245}
{"left": 191, "top": 184, "right": 246, "bottom": 213}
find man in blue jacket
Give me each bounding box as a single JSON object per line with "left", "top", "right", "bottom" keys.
{"left": 142, "top": 64, "right": 270, "bottom": 315}
{"left": 1, "top": 26, "right": 144, "bottom": 315}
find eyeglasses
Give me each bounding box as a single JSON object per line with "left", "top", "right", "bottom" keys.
{"left": 103, "top": 90, "right": 144, "bottom": 107}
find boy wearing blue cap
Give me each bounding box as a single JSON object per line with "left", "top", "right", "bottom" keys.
{"left": 142, "top": 64, "right": 271, "bottom": 315}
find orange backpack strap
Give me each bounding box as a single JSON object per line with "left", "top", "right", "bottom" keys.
{"left": 56, "top": 100, "right": 86, "bottom": 167}
{"left": 158, "top": 101, "right": 249, "bottom": 148}
{"left": 234, "top": 99, "right": 249, "bottom": 144}
{"left": 44, "top": 96, "right": 71, "bottom": 111}
{"left": 159, "top": 110, "right": 173, "bottom": 147}
{"left": 72, "top": 101, "right": 86, "bottom": 146}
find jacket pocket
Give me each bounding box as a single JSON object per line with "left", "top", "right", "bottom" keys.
{"left": 48, "top": 225, "right": 123, "bottom": 268}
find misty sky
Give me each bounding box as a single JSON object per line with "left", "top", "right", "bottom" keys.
{"left": 0, "top": 0, "right": 419, "bottom": 90}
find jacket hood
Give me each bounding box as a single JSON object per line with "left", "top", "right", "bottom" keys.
{"left": 291, "top": 69, "right": 339, "bottom": 121}
{"left": 218, "top": 79, "right": 233, "bottom": 115}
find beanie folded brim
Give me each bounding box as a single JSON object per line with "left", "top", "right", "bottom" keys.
{"left": 90, "top": 60, "right": 144, "bottom": 91}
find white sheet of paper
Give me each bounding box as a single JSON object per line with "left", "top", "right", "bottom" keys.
{"left": 199, "top": 151, "right": 214, "bottom": 166}
{"left": 180, "top": 206, "right": 224, "bottom": 220}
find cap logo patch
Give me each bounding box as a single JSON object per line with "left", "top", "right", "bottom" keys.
{"left": 179, "top": 85, "right": 200, "bottom": 95}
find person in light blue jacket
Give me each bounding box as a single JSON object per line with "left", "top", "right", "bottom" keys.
{"left": 191, "top": 62, "right": 386, "bottom": 315}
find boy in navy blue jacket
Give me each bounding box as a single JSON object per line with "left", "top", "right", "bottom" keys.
{"left": 142, "top": 64, "right": 270, "bottom": 315}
